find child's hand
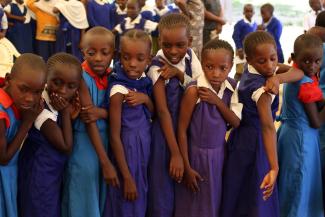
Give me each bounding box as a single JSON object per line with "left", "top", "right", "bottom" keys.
{"left": 158, "top": 58, "right": 183, "bottom": 80}
{"left": 123, "top": 176, "right": 138, "bottom": 201}
{"left": 169, "top": 153, "right": 184, "bottom": 183}
{"left": 80, "top": 105, "right": 102, "bottom": 123}
{"left": 21, "top": 98, "right": 44, "bottom": 123}
{"left": 260, "top": 169, "right": 278, "bottom": 201}
{"left": 264, "top": 76, "right": 280, "bottom": 95}
{"left": 198, "top": 87, "right": 218, "bottom": 105}
{"left": 184, "top": 167, "right": 203, "bottom": 193}
{"left": 102, "top": 163, "right": 120, "bottom": 188}
{"left": 125, "top": 90, "right": 149, "bottom": 107}
{"left": 50, "top": 93, "right": 70, "bottom": 112}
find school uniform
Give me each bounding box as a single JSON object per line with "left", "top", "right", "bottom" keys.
{"left": 18, "top": 91, "right": 68, "bottom": 217}
{"left": 54, "top": 0, "right": 88, "bottom": 60}
{"left": 221, "top": 65, "right": 280, "bottom": 217}
{"left": 26, "top": 0, "right": 59, "bottom": 61}
{"left": 109, "top": 2, "right": 127, "bottom": 30}
{"left": 146, "top": 48, "right": 203, "bottom": 217}
{"left": 232, "top": 17, "right": 257, "bottom": 79}
{"left": 87, "top": 0, "right": 111, "bottom": 29}
{"left": 0, "top": 4, "right": 8, "bottom": 31}
{"left": 152, "top": 4, "right": 179, "bottom": 23}
{"left": 140, "top": 4, "right": 155, "bottom": 21}
{"left": 4, "top": 1, "right": 33, "bottom": 53}
{"left": 114, "top": 14, "right": 157, "bottom": 35}
{"left": 263, "top": 16, "right": 284, "bottom": 63}
{"left": 174, "top": 74, "right": 240, "bottom": 217}
{"left": 62, "top": 61, "right": 111, "bottom": 217}
{"left": 277, "top": 71, "right": 324, "bottom": 217}
{"left": 104, "top": 62, "right": 152, "bottom": 217}
{"left": 0, "top": 88, "right": 21, "bottom": 217}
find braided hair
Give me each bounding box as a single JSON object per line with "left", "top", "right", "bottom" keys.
{"left": 47, "top": 52, "right": 82, "bottom": 77}
{"left": 158, "top": 13, "right": 191, "bottom": 36}
{"left": 121, "top": 29, "right": 152, "bottom": 52}
{"left": 202, "top": 38, "right": 234, "bottom": 62}
{"left": 243, "top": 31, "right": 277, "bottom": 58}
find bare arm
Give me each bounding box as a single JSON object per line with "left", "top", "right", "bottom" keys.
{"left": 303, "top": 102, "right": 325, "bottom": 128}
{"left": 204, "top": 9, "right": 225, "bottom": 24}
{"left": 4, "top": 11, "right": 25, "bottom": 22}
{"left": 153, "top": 78, "right": 184, "bottom": 181}
{"left": 79, "top": 79, "right": 119, "bottom": 187}
{"left": 256, "top": 93, "right": 278, "bottom": 200}
{"left": 40, "top": 109, "right": 72, "bottom": 154}
{"left": 110, "top": 93, "right": 137, "bottom": 201}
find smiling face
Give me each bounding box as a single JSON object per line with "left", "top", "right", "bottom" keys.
{"left": 5, "top": 67, "right": 46, "bottom": 111}
{"left": 47, "top": 63, "right": 81, "bottom": 103}
{"left": 202, "top": 48, "right": 233, "bottom": 91}
{"left": 293, "top": 47, "right": 323, "bottom": 77}
{"left": 83, "top": 35, "right": 114, "bottom": 77}
{"left": 127, "top": 0, "right": 140, "bottom": 20}
{"left": 247, "top": 43, "right": 278, "bottom": 77}
{"left": 159, "top": 26, "right": 191, "bottom": 65}
{"left": 120, "top": 38, "right": 151, "bottom": 80}
{"left": 244, "top": 4, "right": 254, "bottom": 22}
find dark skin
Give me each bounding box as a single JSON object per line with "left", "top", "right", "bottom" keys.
{"left": 152, "top": 26, "right": 195, "bottom": 183}
{"left": 237, "top": 4, "right": 254, "bottom": 59}
{"left": 292, "top": 47, "right": 325, "bottom": 128}
{"left": 0, "top": 67, "right": 46, "bottom": 165}
{"left": 178, "top": 49, "right": 240, "bottom": 193}
{"left": 5, "top": 0, "right": 26, "bottom": 24}
{"left": 80, "top": 34, "right": 119, "bottom": 187}
{"left": 110, "top": 38, "right": 153, "bottom": 201}
{"left": 41, "top": 63, "right": 81, "bottom": 154}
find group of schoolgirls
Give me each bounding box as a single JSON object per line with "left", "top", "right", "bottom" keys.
{"left": 1, "top": 5, "right": 325, "bottom": 217}
{"left": 0, "top": 0, "right": 179, "bottom": 62}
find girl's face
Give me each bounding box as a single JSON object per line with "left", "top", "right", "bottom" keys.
{"left": 47, "top": 63, "right": 81, "bottom": 103}
{"left": 159, "top": 27, "right": 191, "bottom": 65}
{"left": 260, "top": 7, "right": 272, "bottom": 23}
{"left": 120, "top": 39, "right": 151, "bottom": 80}
{"left": 5, "top": 69, "right": 45, "bottom": 111}
{"left": 127, "top": 1, "right": 140, "bottom": 20}
{"left": 116, "top": 0, "right": 127, "bottom": 9}
{"left": 293, "top": 47, "right": 323, "bottom": 77}
{"left": 83, "top": 35, "right": 114, "bottom": 77}
{"left": 202, "top": 49, "right": 233, "bottom": 91}
{"left": 155, "top": 0, "right": 165, "bottom": 9}
{"left": 244, "top": 5, "right": 254, "bottom": 21}
{"left": 247, "top": 43, "right": 278, "bottom": 77}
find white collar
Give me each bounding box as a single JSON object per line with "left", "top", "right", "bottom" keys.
{"left": 126, "top": 14, "right": 142, "bottom": 25}
{"left": 264, "top": 16, "right": 273, "bottom": 27}
{"left": 94, "top": 0, "right": 107, "bottom": 5}
{"left": 34, "top": 0, "right": 57, "bottom": 17}
{"left": 243, "top": 16, "right": 255, "bottom": 25}
{"left": 197, "top": 73, "right": 234, "bottom": 95}
{"left": 43, "top": 90, "right": 58, "bottom": 116}
{"left": 156, "top": 49, "right": 191, "bottom": 66}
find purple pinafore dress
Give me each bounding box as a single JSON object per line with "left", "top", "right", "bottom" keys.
{"left": 18, "top": 93, "right": 67, "bottom": 217}
{"left": 147, "top": 50, "right": 192, "bottom": 217}
{"left": 221, "top": 67, "right": 280, "bottom": 217}
{"left": 104, "top": 62, "right": 152, "bottom": 217}
{"left": 174, "top": 78, "right": 237, "bottom": 217}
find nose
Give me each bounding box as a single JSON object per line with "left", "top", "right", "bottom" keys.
{"left": 170, "top": 46, "right": 178, "bottom": 55}
{"left": 24, "top": 92, "right": 34, "bottom": 104}
{"left": 129, "top": 58, "right": 137, "bottom": 68}
{"left": 58, "top": 85, "right": 67, "bottom": 96}
{"left": 94, "top": 53, "right": 103, "bottom": 62}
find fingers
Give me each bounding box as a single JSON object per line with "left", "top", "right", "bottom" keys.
{"left": 124, "top": 190, "right": 138, "bottom": 201}
{"left": 109, "top": 177, "right": 120, "bottom": 188}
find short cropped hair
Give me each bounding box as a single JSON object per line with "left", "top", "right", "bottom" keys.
{"left": 294, "top": 33, "right": 323, "bottom": 57}
{"left": 316, "top": 11, "right": 325, "bottom": 28}
{"left": 243, "top": 31, "right": 277, "bottom": 58}
{"left": 261, "top": 3, "right": 274, "bottom": 14}
{"left": 11, "top": 53, "right": 47, "bottom": 78}
{"left": 202, "top": 38, "right": 234, "bottom": 62}
{"left": 82, "top": 26, "right": 115, "bottom": 49}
